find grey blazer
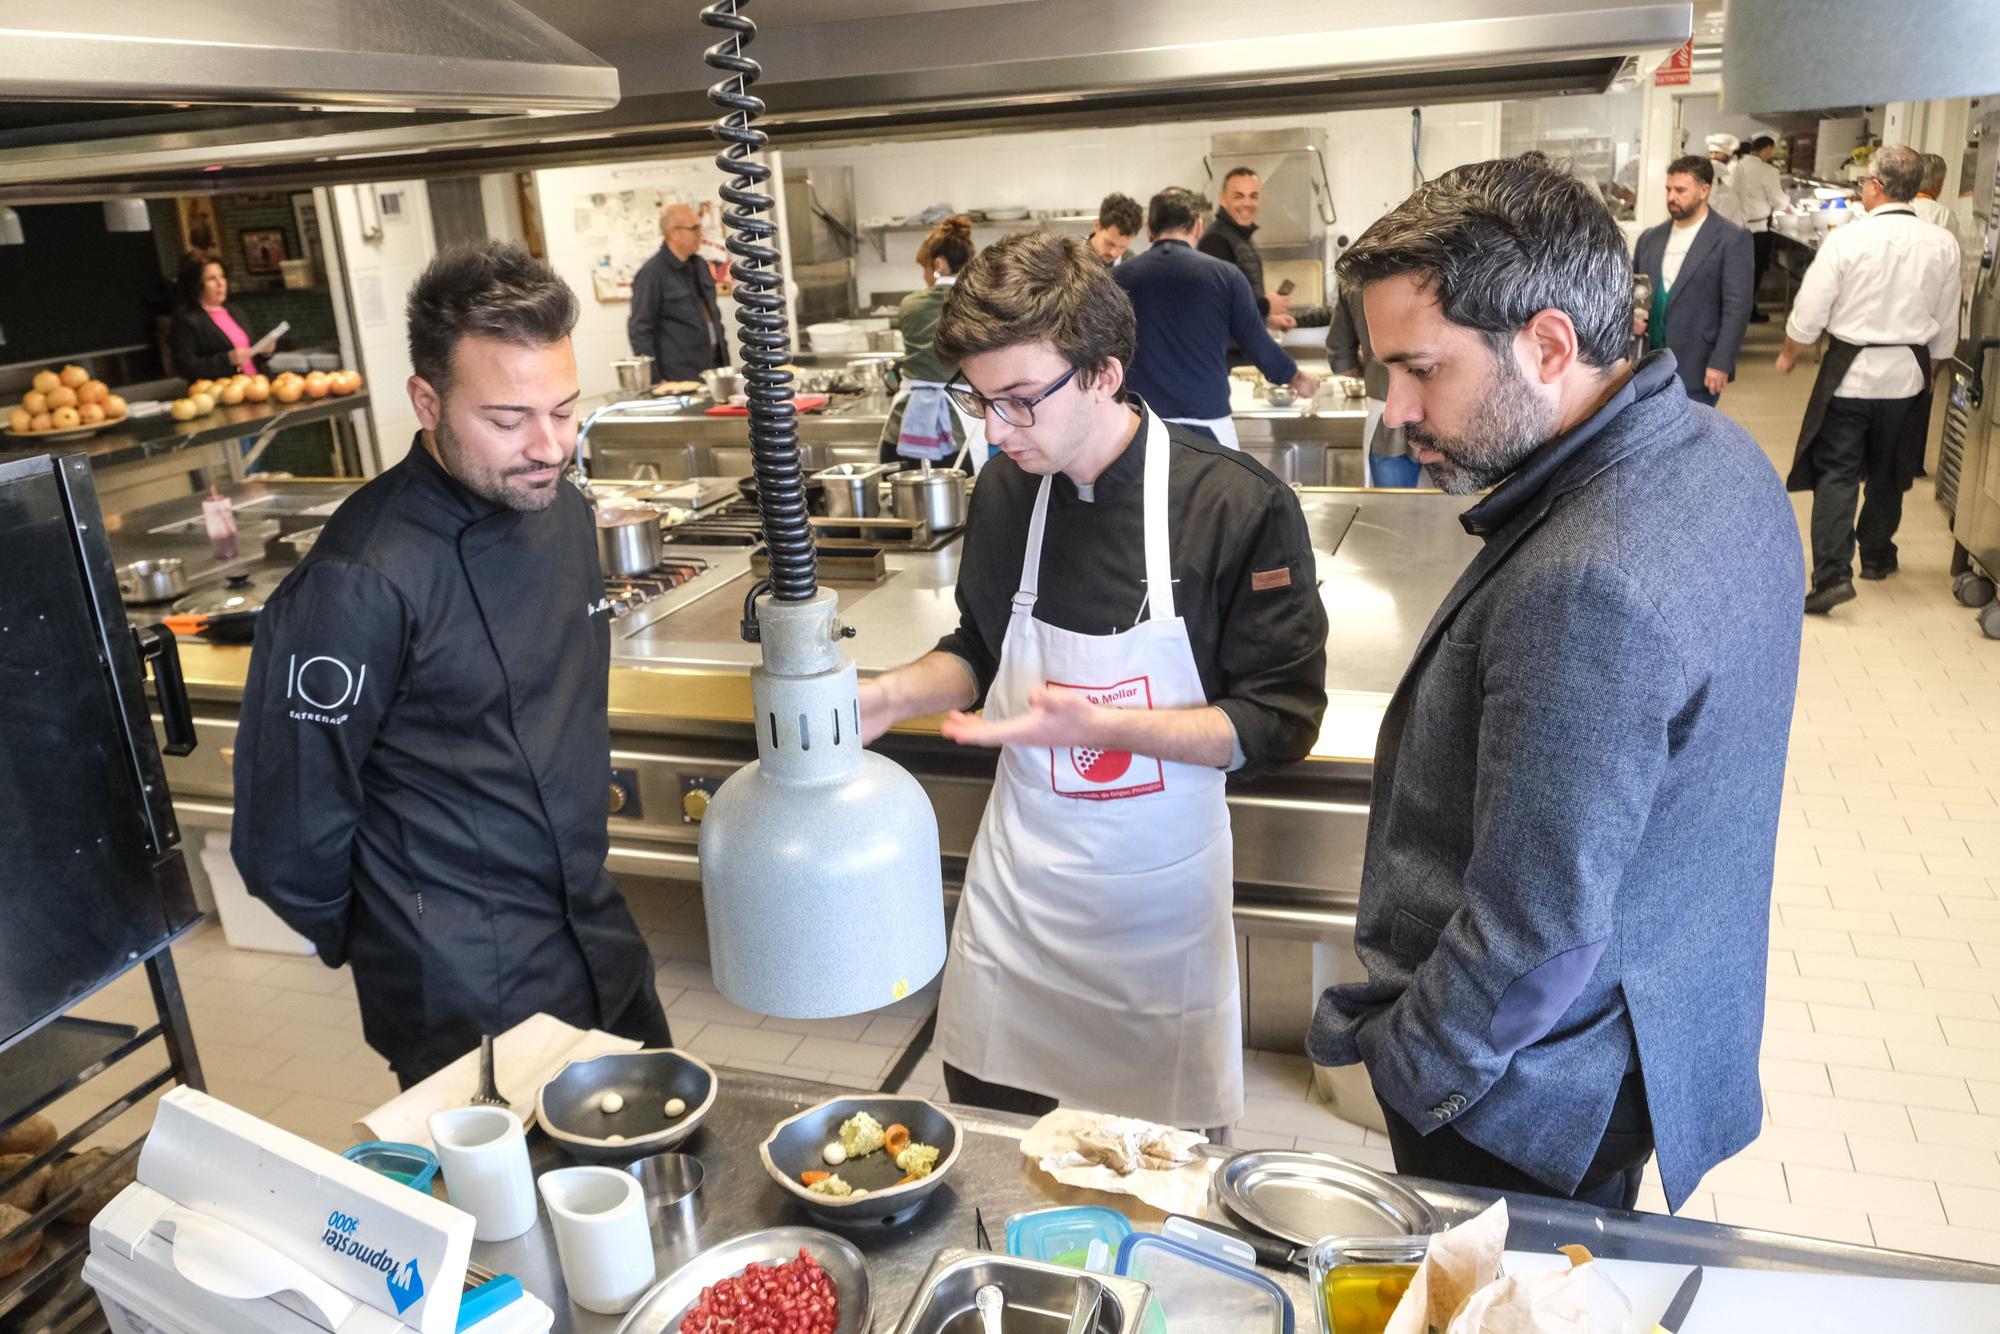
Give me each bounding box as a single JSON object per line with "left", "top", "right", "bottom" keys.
{"left": 1633, "top": 214, "right": 1755, "bottom": 405}
{"left": 1308, "top": 352, "right": 1804, "bottom": 1211}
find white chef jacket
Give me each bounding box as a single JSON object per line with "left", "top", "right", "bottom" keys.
{"left": 1706, "top": 169, "right": 1746, "bottom": 226}
{"left": 1731, "top": 155, "right": 1787, "bottom": 233}
{"left": 1662, "top": 212, "right": 1707, "bottom": 290}
{"left": 1785, "top": 203, "right": 1961, "bottom": 399}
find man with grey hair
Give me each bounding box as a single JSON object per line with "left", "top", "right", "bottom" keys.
{"left": 628, "top": 203, "right": 728, "bottom": 383}
{"left": 1308, "top": 153, "right": 1801, "bottom": 1211}
{"left": 1911, "top": 151, "right": 1960, "bottom": 236}
{"left": 1779, "top": 143, "right": 1960, "bottom": 612}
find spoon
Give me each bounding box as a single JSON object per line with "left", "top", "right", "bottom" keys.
{"left": 975, "top": 1283, "right": 1004, "bottom": 1334}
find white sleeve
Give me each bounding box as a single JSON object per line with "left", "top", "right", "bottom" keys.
{"left": 1931, "top": 233, "right": 1963, "bottom": 360}
{"left": 1785, "top": 233, "right": 1841, "bottom": 345}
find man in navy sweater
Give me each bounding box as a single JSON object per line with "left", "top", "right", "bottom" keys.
{"left": 1114, "top": 188, "right": 1318, "bottom": 449}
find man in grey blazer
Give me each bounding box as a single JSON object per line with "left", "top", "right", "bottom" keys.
{"left": 1633, "top": 155, "right": 1756, "bottom": 407}
{"left": 1308, "top": 155, "right": 1803, "bottom": 1212}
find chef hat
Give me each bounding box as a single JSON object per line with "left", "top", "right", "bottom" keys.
{"left": 1706, "top": 133, "right": 1740, "bottom": 156}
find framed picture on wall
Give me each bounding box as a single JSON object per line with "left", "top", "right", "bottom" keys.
{"left": 176, "top": 196, "right": 221, "bottom": 259}
{"left": 291, "top": 192, "right": 323, "bottom": 281}
{"left": 241, "top": 228, "right": 287, "bottom": 273}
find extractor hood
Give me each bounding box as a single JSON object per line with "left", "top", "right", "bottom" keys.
{"left": 0, "top": 0, "right": 1688, "bottom": 201}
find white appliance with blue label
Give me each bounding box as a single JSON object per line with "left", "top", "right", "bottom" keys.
{"left": 82, "top": 1087, "right": 552, "bottom": 1334}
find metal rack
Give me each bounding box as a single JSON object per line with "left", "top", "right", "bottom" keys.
{"left": 0, "top": 938, "right": 204, "bottom": 1333}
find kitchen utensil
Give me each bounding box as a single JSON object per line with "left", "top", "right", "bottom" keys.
{"left": 613, "top": 356, "right": 655, "bottom": 394}
{"left": 536, "top": 1047, "right": 718, "bottom": 1163}
{"left": 1654, "top": 1265, "right": 1702, "bottom": 1333}
{"left": 1214, "top": 1151, "right": 1438, "bottom": 1248}
{"left": 700, "top": 367, "right": 745, "bottom": 400}
{"left": 977, "top": 1284, "right": 1005, "bottom": 1334}
{"left": 1264, "top": 385, "right": 1297, "bottom": 407}
{"left": 1164, "top": 1213, "right": 1304, "bottom": 1273}
{"left": 596, "top": 506, "right": 665, "bottom": 578}
{"left": 165, "top": 572, "right": 281, "bottom": 642}
{"left": 891, "top": 1248, "right": 1152, "bottom": 1334}
{"left": 1306, "top": 1236, "right": 1428, "bottom": 1334}
{"left": 338, "top": 1140, "right": 440, "bottom": 1192}
{"left": 625, "top": 1151, "right": 704, "bottom": 1253}
{"left": 759, "top": 1094, "right": 962, "bottom": 1228}
{"left": 1117, "top": 1223, "right": 1294, "bottom": 1334}
{"left": 614, "top": 1226, "right": 870, "bottom": 1334}
{"left": 890, "top": 462, "right": 969, "bottom": 531}
{"left": 813, "top": 462, "right": 896, "bottom": 519}
{"left": 468, "top": 1034, "right": 508, "bottom": 1108}
{"left": 985, "top": 207, "right": 1030, "bottom": 221}
{"left": 1007, "top": 1207, "right": 1134, "bottom": 1271}
{"left": 118, "top": 558, "right": 188, "bottom": 603}
{"left": 427, "top": 1105, "right": 537, "bottom": 1242}
{"left": 537, "top": 1165, "right": 656, "bottom": 1315}
{"left": 866, "top": 328, "right": 904, "bottom": 353}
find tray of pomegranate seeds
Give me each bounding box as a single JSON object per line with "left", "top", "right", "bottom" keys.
{"left": 615, "top": 1226, "right": 870, "bottom": 1334}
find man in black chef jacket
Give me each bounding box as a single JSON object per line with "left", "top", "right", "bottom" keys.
{"left": 233, "top": 242, "right": 669, "bottom": 1087}
{"left": 856, "top": 231, "right": 1327, "bottom": 1125}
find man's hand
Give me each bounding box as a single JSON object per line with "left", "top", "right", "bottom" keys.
{"left": 1631, "top": 308, "right": 1648, "bottom": 337}
{"left": 1290, "top": 372, "right": 1322, "bottom": 400}
{"left": 1775, "top": 347, "right": 1799, "bottom": 374}
{"left": 1266, "top": 312, "right": 1297, "bottom": 332}
{"left": 1703, "top": 367, "right": 1729, "bottom": 395}
{"left": 1268, "top": 289, "right": 1292, "bottom": 319}
{"left": 940, "top": 686, "right": 1102, "bottom": 751}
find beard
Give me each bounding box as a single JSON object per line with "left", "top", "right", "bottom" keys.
{"left": 1666, "top": 196, "right": 1697, "bottom": 220}
{"left": 1406, "top": 346, "right": 1559, "bottom": 495}
{"left": 433, "top": 415, "right": 562, "bottom": 513}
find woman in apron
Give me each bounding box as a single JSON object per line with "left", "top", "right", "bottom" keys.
{"left": 880, "top": 215, "right": 990, "bottom": 473}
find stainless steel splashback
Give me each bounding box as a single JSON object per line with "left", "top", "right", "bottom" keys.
{"left": 1208, "top": 128, "right": 1334, "bottom": 251}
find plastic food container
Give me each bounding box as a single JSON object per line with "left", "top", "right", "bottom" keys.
{"left": 1305, "top": 1235, "right": 1430, "bottom": 1334}
{"left": 1005, "top": 1205, "right": 1133, "bottom": 1271}
{"left": 1116, "top": 1223, "right": 1294, "bottom": 1334}
{"left": 340, "top": 1140, "right": 440, "bottom": 1192}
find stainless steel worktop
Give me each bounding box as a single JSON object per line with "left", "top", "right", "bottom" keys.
{"left": 485, "top": 1072, "right": 2000, "bottom": 1333}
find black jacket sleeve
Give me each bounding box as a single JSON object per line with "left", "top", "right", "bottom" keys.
{"left": 1210, "top": 483, "right": 1329, "bottom": 776}
{"left": 932, "top": 468, "right": 1008, "bottom": 701}
{"left": 169, "top": 310, "right": 239, "bottom": 380}
{"left": 1227, "top": 270, "right": 1299, "bottom": 387}
{"left": 230, "top": 559, "right": 412, "bottom": 966}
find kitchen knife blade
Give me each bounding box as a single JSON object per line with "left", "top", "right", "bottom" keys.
{"left": 1654, "top": 1264, "right": 1703, "bottom": 1333}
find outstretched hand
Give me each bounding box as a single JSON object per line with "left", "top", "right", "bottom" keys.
{"left": 940, "top": 686, "right": 1103, "bottom": 750}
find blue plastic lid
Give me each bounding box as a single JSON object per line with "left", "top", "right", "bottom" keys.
{"left": 1116, "top": 1227, "right": 1294, "bottom": 1334}
{"left": 1005, "top": 1206, "right": 1133, "bottom": 1271}
{"left": 341, "top": 1140, "right": 440, "bottom": 1193}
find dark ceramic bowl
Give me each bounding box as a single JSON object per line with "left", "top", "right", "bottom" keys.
{"left": 536, "top": 1048, "right": 718, "bottom": 1164}
{"left": 759, "top": 1094, "right": 962, "bottom": 1228}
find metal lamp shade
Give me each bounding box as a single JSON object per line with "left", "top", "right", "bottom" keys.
{"left": 1724, "top": 1, "right": 2000, "bottom": 115}
{"left": 699, "top": 590, "right": 945, "bottom": 1018}
{"left": 102, "top": 198, "right": 151, "bottom": 233}
{"left": 0, "top": 206, "right": 23, "bottom": 245}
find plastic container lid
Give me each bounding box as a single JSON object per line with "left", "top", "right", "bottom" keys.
{"left": 1116, "top": 1223, "right": 1295, "bottom": 1334}
{"left": 340, "top": 1140, "right": 440, "bottom": 1192}
{"left": 1005, "top": 1206, "right": 1133, "bottom": 1270}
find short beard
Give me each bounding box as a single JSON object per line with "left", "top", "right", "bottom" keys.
{"left": 433, "top": 414, "right": 561, "bottom": 513}
{"left": 1407, "top": 343, "right": 1559, "bottom": 495}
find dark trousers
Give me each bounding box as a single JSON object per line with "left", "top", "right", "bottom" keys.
{"left": 1751, "top": 230, "right": 1775, "bottom": 311}
{"left": 1808, "top": 394, "right": 1918, "bottom": 589}
{"left": 943, "top": 1062, "right": 1059, "bottom": 1117}
{"left": 394, "top": 982, "right": 672, "bottom": 1092}
{"left": 1378, "top": 1070, "right": 1654, "bottom": 1212}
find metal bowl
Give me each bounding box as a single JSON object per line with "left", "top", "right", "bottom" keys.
{"left": 614, "top": 1226, "right": 869, "bottom": 1334}
{"left": 759, "top": 1095, "right": 962, "bottom": 1228}
{"left": 536, "top": 1048, "right": 718, "bottom": 1164}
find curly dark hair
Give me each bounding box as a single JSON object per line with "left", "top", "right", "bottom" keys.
{"left": 406, "top": 241, "right": 578, "bottom": 395}
{"left": 1097, "top": 192, "right": 1143, "bottom": 236}
{"left": 936, "top": 230, "right": 1135, "bottom": 383}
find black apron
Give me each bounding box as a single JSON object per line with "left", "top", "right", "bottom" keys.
{"left": 1785, "top": 211, "right": 1934, "bottom": 495}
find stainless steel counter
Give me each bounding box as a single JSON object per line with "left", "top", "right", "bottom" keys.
{"left": 482, "top": 1072, "right": 2000, "bottom": 1333}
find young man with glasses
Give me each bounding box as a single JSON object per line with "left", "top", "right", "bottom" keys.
{"left": 856, "top": 231, "right": 1328, "bottom": 1129}
{"left": 628, "top": 203, "right": 728, "bottom": 383}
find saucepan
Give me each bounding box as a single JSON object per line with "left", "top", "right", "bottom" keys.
{"left": 613, "top": 356, "right": 655, "bottom": 395}
{"left": 700, "top": 368, "right": 745, "bottom": 401}
{"left": 119, "top": 558, "right": 188, "bottom": 604}
{"left": 596, "top": 507, "right": 664, "bottom": 578}
{"left": 890, "top": 462, "right": 968, "bottom": 532}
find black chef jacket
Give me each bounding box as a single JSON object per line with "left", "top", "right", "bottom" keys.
{"left": 232, "top": 436, "right": 662, "bottom": 1083}
{"left": 935, "top": 405, "right": 1328, "bottom": 778}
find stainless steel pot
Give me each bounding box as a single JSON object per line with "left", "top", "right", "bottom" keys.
{"left": 891, "top": 464, "right": 968, "bottom": 531}
{"left": 595, "top": 507, "right": 664, "bottom": 576}
{"left": 612, "top": 356, "right": 655, "bottom": 394}
{"left": 813, "top": 462, "right": 895, "bottom": 518}
{"left": 118, "top": 558, "right": 187, "bottom": 603}
{"left": 700, "top": 368, "right": 744, "bottom": 401}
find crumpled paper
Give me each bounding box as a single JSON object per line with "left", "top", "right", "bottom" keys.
{"left": 1020, "top": 1109, "right": 1216, "bottom": 1216}
{"left": 1385, "top": 1201, "right": 1637, "bottom": 1334}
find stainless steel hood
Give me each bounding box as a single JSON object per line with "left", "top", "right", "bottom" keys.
{"left": 0, "top": 0, "right": 1688, "bottom": 201}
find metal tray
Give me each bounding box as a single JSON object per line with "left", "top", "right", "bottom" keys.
{"left": 1213, "top": 1150, "right": 1439, "bottom": 1248}
{"left": 614, "top": 1226, "right": 870, "bottom": 1334}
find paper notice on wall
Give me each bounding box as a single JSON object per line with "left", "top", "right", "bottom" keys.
{"left": 356, "top": 274, "right": 387, "bottom": 328}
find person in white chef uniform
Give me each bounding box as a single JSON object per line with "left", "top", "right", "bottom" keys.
{"left": 858, "top": 231, "right": 1330, "bottom": 1131}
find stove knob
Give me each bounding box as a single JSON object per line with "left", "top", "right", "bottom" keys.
{"left": 608, "top": 782, "right": 628, "bottom": 815}
{"left": 681, "top": 788, "right": 710, "bottom": 823}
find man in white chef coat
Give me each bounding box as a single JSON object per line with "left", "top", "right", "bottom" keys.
{"left": 1731, "top": 136, "right": 1790, "bottom": 322}
{"left": 1780, "top": 145, "right": 1960, "bottom": 614}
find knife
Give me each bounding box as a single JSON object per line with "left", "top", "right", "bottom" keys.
{"left": 1654, "top": 1264, "right": 1703, "bottom": 1333}
{"left": 1164, "top": 1212, "right": 1308, "bottom": 1273}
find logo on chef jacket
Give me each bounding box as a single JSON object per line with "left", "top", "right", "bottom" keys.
{"left": 321, "top": 1208, "right": 424, "bottom": 1315}
{"left": 284, "top": 653, "right": 366, "bottom": 726}
{"left": 586, "top": 595, "right": 613, "bottom": 618}
{"left": 1047, "top": 675, "right": 1164, "bottom": 801}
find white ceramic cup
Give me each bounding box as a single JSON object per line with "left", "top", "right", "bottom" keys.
{"left": 536, "top": 1165, "right": 657, "bottom": 1315}
{"left": 428, "top": 1105, "right": 537, "bottom": 1243}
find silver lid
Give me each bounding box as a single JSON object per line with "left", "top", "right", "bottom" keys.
{"left": 1214, "top": 1150, "right": 1439, "bottom": 1248}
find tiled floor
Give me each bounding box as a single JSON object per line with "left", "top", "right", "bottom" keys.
{"left": 51, "top": 320, "right": 2000, "bottom": 1263}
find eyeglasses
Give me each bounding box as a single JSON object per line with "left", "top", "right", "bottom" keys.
{"left": 945, "top": 366, "right": 1081, "bottom": 427}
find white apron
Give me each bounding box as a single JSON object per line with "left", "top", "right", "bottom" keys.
{"left": 934, "top": 407, "right": 1242, "bottom": 1128}
{"left": 1163, "top": 413, "right": 1240, "bottom": 451}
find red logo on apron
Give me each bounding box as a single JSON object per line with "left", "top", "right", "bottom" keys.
{"left": 1047, "top": 676, "right": 1165, "bottom": 800}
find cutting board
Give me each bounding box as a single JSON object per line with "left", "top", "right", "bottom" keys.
{"left": 1502, "top": 1250, "right": 2000, "bottom": 1332}
{"left": 704, "top": 393, "right": 829, "bottom": 417}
